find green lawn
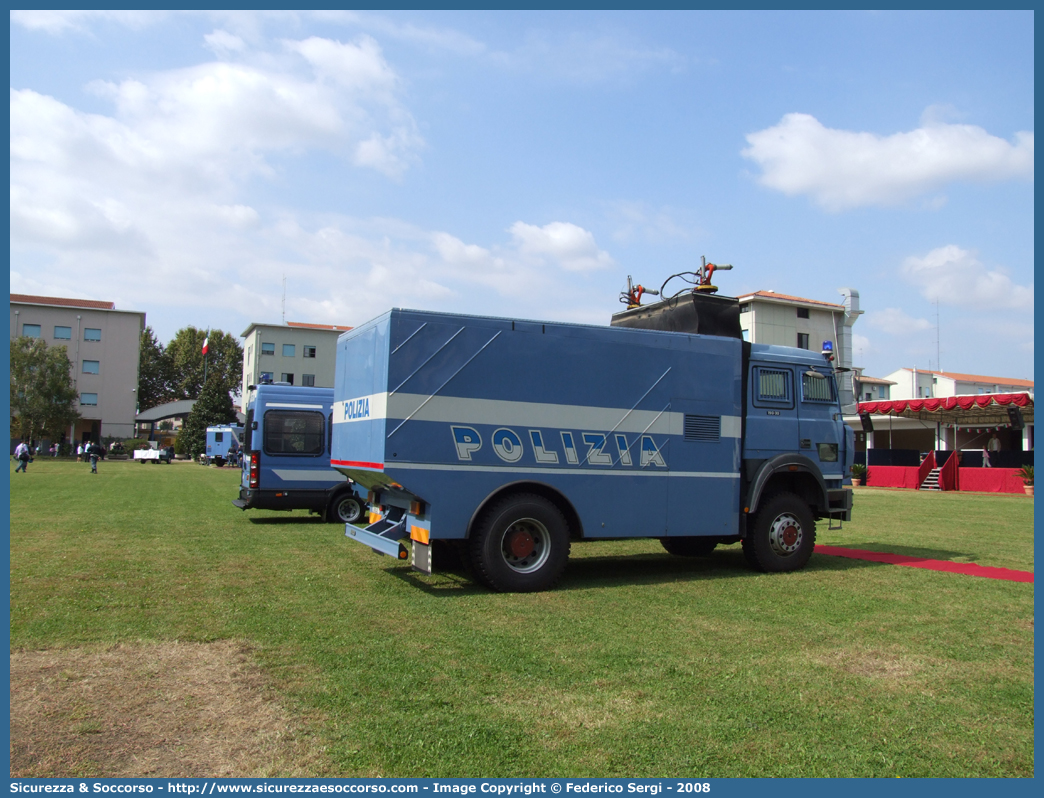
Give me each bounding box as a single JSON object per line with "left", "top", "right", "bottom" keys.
{"left": 9, "top": 462, "right": 1035, "bottom": 777}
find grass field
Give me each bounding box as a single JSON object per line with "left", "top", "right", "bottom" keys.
{"left": 9, "top": 459, "right": 1035, "bottom": 778}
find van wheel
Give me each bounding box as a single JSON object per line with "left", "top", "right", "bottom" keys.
{"left": 329, "top": 493, "right": 364, "bottom": 525}
{"left": 742, "top": 492, "right": 816, "bottom": 573}
{"left": 469, "top": 493, "right": 570, "bottom": 593}
{"left": 660, "top": 536, "right": 718, "bottom": 557}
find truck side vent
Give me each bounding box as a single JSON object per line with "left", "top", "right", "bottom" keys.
{"left": 684, "top": 414, "right": 720, "bottom": 441}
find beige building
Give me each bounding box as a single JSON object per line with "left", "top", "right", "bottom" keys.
{"left": 10, "top": 294, "right": 145, "bottom": 441}
{"left": 240, "top": 321, "right": 352, "bottom": 410}
{"left": 737, "top": 288, "right": 862, "bottom": 408}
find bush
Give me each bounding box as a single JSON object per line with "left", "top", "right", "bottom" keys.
{"left": 173, "top": 429, "right": 186, "bottom": 456}
{"left": 122, "top": 438, "right": 152, "bottom": 452}
{"left": 1018, "top": 465, "right": 1033, "bottom": 486}
{"left": 851, "top": 463, "right": 868, "bottom": 480}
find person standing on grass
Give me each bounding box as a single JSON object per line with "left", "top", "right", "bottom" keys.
{"left": 14, "top": 440, "right": 30, "bottom": 473}
{"left": 76, "top": 442, "right": 83, "bottom": 462}
{"left": 88, "top": 441, "right": 101, "bottom": 474}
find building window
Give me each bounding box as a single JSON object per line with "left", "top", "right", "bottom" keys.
{"left": 82, "top": 360, "right": 100, "bottom": 374}
{"left": 741, "top": 329, "right": 750, "bottom": 341}
{"left": 282, "top": 344, "right": 296, "bottom": 357}
{"left": 259, "top": 372, "right": 274, "bottom": 381}
{"left": 22, "top": 324, "right": 41, "bottom": 338}
{"left": 84, "top": 328, "right": 102, "bottom": 341}
{"left": 54, "top": 326, "right": 72, "bottom": 340}
{"left": 303, "top": 345, "right": 316, "bottom": 358}
{"left": 302, "top": 374, "right": 315, "bottom": 387}
{"left": 797, "top": 333, "right": 809, "bottom": 349}
{"left": 797, "top": 307, "right": 810, "bottom": 319}
{"left": 80, "top": 393, "right": 98, "bottom": 406}
{"left": 247, "top": 345, "right": 252, "bottom": 361}
{"left": 865, "top": 392, "right": 872, "bottom": 401}
{"left": 739, "top": 305, "right": 750, "bottom": 314}
{"left": 261, "top": 342, "right": 275, "bottom": 355}
{"left": 281, "top": 373, "right": 294, "bottom": 385}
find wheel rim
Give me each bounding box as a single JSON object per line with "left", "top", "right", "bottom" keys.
{"left": 337, "top": 498, "right": 361, "bottom": 524}
{"left": 500, "top": 517, "right": 552, "bottom": 574}
{"left": 768, "top": 512, "right": 803, "bottom": 556}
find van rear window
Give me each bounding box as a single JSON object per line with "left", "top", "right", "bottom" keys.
{"left": 264, "top": 410, "right": 325, "bottom": 456}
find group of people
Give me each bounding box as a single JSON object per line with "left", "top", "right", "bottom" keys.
{"left": 13, "top": 439, "right": 104, "bottom": 473}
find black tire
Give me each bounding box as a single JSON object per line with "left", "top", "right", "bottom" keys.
{"left": 741, "top": 492, "right": 816, "bottom": 573}
{"left": 469, "top": 493, "right": 570, "bottom": 593}
{"left": 328, "top": 492, "right": 364, "bottom": 525}
{"left": 660, "top": 536, "right": 718, "bottom": 557}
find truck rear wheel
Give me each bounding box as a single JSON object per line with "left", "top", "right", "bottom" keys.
{"left": 660, "top": 536, "right": 718, "bottom": 557}
{"left": 469, "top": 493, "right": 570, "bottom": 593}
{"left": 742, "top": 492, "right": 815, "bottom": 573}
{"left": 328, "top": 492, "right": 364, "bottom": 525}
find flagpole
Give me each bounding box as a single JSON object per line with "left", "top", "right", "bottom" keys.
{"left": 203, "top": 328, "right": 209, "bottom": 386}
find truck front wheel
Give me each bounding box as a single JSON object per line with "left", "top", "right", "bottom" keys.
{"left": 742, "top": 492, "right": 816, "bottom": 573}
{"left": 470, "top": 494, "right": 570, "bottom": 593}
{"left": 328, "top": 492, "right": 364, "bottom": 525}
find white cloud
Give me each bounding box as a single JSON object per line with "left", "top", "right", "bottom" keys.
{"left": 901, "top": 245, "right": 1032, "bottom": 310}
{"left": 509, "top": 221, "right": 615, "bottom": 272}
{"left": 865, "top": 308, "right": 932, "bottom": 336}
{"left": 742, "top": 112, "right": 1034, "bottom": 211}
{"left": 204, "top": 29, "right": 247, "bottom": 58}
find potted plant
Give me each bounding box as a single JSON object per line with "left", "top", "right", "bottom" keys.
{"left": 850, "top": 463, "right": 868, "bottom": 487}
{"left": 1019, "top": 465, "right": 1033, "bottom": 496}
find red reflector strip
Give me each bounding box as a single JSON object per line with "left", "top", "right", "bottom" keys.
{"left": 815, "top": 545, "right": 1033, "bottom": 583}
{"left": 331, "top": 459, "right": 384, "bottom": 470}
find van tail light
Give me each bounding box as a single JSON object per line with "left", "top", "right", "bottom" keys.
{"left": 249, "top": 452, "right": 260, "bottom": 489}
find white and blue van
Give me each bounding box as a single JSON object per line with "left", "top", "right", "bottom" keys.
{"left": 204, "top": 424, "right": 243, "bottom": 467}
{"left": 234, "top": 381, "right": 366, "bottom": 523}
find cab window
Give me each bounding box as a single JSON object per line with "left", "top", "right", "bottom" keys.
{"left": 263, "top": 410, "right": 325, "bottom": 456}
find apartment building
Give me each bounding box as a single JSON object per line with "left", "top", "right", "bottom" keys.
{"left": 240, "top": 321, "right": 352, "bottom": 410}
{"left": 10, "top": 294, "right": 145, "bottom": 441}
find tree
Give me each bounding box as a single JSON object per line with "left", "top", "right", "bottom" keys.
{"left": 166, "top": 327, "right": 243, "bottom": 402}
{"left": 137, "top": 326, "right": 174, "bottom": 411}
{"left": 180, "top": 376, "right": 239, "bottom": 459}
{"left": 10, "top": 337, "right": 80, "bottom": 443}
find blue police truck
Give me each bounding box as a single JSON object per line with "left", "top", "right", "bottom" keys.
{"left": 234, "top": 382, "right": 366, "bottom": 524}
{"left": 330, "top": 288, "right": 853, "bottom": 592}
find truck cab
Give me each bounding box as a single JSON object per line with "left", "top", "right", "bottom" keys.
{"left": 234, "top": 382, "right": 366, "bottom": 524}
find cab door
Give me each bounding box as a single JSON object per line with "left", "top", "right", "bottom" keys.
{"left": 744, "top": 362, "right": 800, "bottom": 460}
{"left": 798, "top": 369, "right": 844, "bottom": 479}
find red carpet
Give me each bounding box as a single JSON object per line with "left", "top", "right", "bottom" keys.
{"left": 814, "top": 545, "right": 1033, "bottom": 583}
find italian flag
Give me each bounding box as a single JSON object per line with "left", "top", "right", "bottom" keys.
{"left": 202, "top": 336, "right": 209, "bottom": 355}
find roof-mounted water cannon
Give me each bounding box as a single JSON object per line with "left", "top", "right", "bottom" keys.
{"left": 693, "top": 256, "right": 732, "bottom": 294}
{"left": 610, "top": 256, "right": 742, "bottom": 339}
{"left": 620, "top": 275, "right": 660, "bottom": 309}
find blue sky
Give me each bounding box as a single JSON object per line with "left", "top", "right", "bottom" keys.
{"left": 9, "top": 10, "right": 1034, "bottom": 381}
